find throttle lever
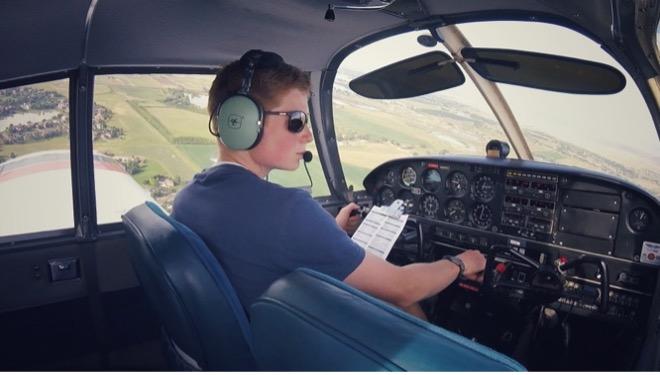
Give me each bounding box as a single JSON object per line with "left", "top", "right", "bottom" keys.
{"left": 508, "top": 247, "right": 540, "bottom": 269}
{"left": 489, "top": 244, "right": 539, "bottom": 269}
{"left": 487, "top": 245, "right": 564, "bottom": 304}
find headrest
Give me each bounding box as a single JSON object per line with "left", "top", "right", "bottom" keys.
{"left": 250, "top": 268, "right": 525, "bottom": 371}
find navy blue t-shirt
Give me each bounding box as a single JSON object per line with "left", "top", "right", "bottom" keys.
{"left": 171, "top": 163, "right": 365, "bottom": 309}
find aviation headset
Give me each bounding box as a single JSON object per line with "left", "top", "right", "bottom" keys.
{"left": 209, "top": 50, "right": 285, "bottom": 150}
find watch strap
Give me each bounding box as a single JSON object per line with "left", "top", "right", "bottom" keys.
{"left": 442, "top": 255, "right": 465, "bottom": 278}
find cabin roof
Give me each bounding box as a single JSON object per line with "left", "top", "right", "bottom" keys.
{"left": 1, "top": 0, "right": 658, "bottom": 85}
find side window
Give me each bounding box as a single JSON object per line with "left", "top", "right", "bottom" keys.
{"left": 93, "top": 74, "right": 215, "bottom": 221}
{"left": 0, "top": 80, "right": 72, "bottom": 237}
{"left": 93, "top": 74, "right": 329, "bottom": 224}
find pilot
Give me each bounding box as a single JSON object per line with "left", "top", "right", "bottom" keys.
{"left": 172, "top": 50, "right": 486, "bottom": 320}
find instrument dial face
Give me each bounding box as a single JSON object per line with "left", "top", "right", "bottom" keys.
{"left": 379, "top": 187, "right": 395, "bottom": 206}
{"left": 628, "top": 207, "right": 651, "bottom": 232}
{"left": 401, "top": 166, "right": 417, "bottom": 187}
{"left": 420, "top": 194, "right": 440, "bottom": 218}
{"left": 421, "top": 168, "right": 442, "bottom": 192}
{"left": 385, "top": 169, "right": 396, "bottom": 185}
{"left": 472, "top": 175, "right": 496, "bottom": 202}
{"left": 398, "top": 190, "right": 416, "bottom": 214}
{"left": 471, "top": 203, "right": 493, "bottom": 229}
{"left": 447, "top": 171, "right": 469, "bottom": 196}
{"left": 445, "top": 199, "right": 466, "bottom": 224}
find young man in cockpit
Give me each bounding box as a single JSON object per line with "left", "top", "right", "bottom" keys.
{"left": 172, "top": 50, "right": 486, "bottom": 320}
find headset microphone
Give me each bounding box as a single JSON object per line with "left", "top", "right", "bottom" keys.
{"left": 302, "top": 151, "right": 313, "bottom": 190}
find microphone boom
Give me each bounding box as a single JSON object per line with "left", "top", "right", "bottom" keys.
{"left": 302, "top": 151, "right": 313, "bottom": 189}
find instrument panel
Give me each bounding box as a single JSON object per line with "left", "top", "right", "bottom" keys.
{"left": 364, "top": 156, "right": 660, "bottom": 260}
{"left": 363, "top": 156, "right": 660, "bottom": 322}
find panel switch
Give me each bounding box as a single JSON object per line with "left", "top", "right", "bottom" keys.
{"left": 48, "top": 257, "right": 80, "bottom": 282}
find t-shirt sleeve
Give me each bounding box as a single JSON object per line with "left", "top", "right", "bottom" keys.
{"left": 276, "top": 190, "right": 365, "bottom": 281}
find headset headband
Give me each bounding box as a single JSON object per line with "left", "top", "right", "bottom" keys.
{"left": 238, "top": 51, "right": 262, "bottom": 95}
{"left": 238, "top": 50, "right": 285, "bottom": 95}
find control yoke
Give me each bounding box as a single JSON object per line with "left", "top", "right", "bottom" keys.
{"left": 559, "top": 255, "right": 609, "bottom": 313}
{"left": 486, "top": 245, "right": 609, "bottom": 313}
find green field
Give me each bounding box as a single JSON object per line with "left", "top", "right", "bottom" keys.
{"left": 178, "top": 144, "right": 217, "bottom": 170}
{"left": 146, "top": 106, "right": 210, "bottom": 141}
{"left": 269, "top": 158, "right": 330, "bottom": 197}
{"left": 341, "top": 163, "right": 372, "bottom": 191}
{"left": 335, "top": 105, "right": 436, "bottom": 149}
{"left": 93, "top": 92, "right": 199, "bottom": 182}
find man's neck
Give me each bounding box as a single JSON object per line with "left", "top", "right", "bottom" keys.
{"left": 219, "top": 153, "right": 269, "bottom": 179}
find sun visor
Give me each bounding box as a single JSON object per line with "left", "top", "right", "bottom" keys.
{"left": 349, "top": 51, "right": 465, "bottom": 99}
{"left": 461, "top": 48, "right": 626, "bottom": 94}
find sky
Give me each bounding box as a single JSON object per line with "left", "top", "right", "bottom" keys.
{"left": 340, "top": 21, "right": 659, "bottom": 167}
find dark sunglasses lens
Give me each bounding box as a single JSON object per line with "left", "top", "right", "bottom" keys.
{"left": 288, "top": 112, "right": 307, "bottom": 133}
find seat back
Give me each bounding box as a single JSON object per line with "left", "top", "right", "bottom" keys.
{"left": 250, "top": 268, "right": 525, "bottom": 371}
{"left": 122, "top": 202, "right": 255, "bottom": 370}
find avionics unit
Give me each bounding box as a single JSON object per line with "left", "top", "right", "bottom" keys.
{"left": 501, "top": 170, "right": 558, "bottom": 241}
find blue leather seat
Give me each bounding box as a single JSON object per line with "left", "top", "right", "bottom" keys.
{"left": 121, "top": 202, "right": 255, "bottom": 370}
{"left": 250, "top": 268, "right": 526, "bottom": 371}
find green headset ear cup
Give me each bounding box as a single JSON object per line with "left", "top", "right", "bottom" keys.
{"left": 216, "top": 95, "right": 263, "bottom": 150}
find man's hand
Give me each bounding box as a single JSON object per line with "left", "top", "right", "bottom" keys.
{"left": 336, "top": 202, "right": 362, "bottom": 235}
{"left": 457, "top": 250, "right": 486, "bottom": 281}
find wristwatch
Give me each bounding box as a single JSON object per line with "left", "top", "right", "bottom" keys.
{"left": 442, "top": 255, "right": 465, "bottom": 278}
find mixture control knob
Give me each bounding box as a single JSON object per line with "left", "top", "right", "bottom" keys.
{"left": 495, "top": 263, "right": 507, "bottom": 274}
{"left": 555, "top": 255, "right": 568, "bottom": 268}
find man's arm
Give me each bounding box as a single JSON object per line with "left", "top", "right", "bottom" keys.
{"left": 344, "top": 250, "right": 485, "bottom": 311}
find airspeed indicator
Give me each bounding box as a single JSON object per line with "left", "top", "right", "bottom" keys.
{"left": 401, "top": 166, "right": 417, "bottom": 187}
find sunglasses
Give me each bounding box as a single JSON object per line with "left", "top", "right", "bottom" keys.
{"left": 264, "top": 110, "right": 309, "bottom": 133}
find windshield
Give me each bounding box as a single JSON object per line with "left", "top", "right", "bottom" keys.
{"left": 333, "top": 22, "right": 660, "bottom": 201}
{"left": 458, "top": 21, "right": 659, "bottom": 200}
